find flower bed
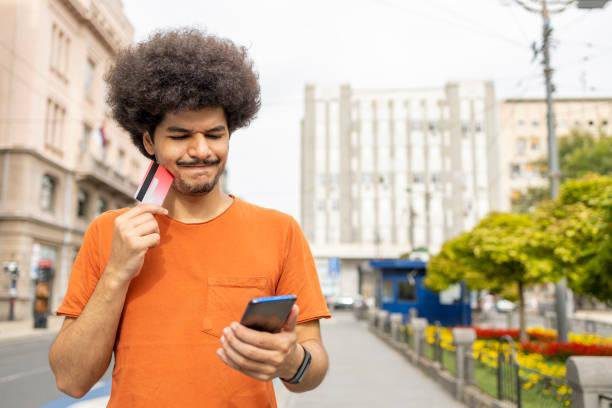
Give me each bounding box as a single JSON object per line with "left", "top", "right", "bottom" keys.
{"left": 424, "top": 325, "right": 611, "bottom": 407}
{"left": 520, "top": 341, "right": 612, "bottom": 358}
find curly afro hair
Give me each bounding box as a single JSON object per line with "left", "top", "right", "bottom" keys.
{"left": 105, "top": 28, "right": 261, "bottom": 160}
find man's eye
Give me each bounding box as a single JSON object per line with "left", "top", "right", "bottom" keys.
{"left": 207, "top": 134, "right": 223, "bottom": 139}
{"left": 169, "top": 135, "right": 188, "bottom": 140}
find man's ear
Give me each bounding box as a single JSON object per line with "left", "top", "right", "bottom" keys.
{"left": 143, "top": 132, "right": 155, "bottom": 156}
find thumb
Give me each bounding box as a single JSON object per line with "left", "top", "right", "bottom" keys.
{"left": 282, "top": 304, "right": 300, "bottom": 332}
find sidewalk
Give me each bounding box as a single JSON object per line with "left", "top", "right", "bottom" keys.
{"left": 275, "top": 311, "right": 465, "bottom": 407}
{"left": 574, "top": 309, "right": 612, "bottom": 324}
{"left": 0, "top": 315, "right": 62, "bottom": 343}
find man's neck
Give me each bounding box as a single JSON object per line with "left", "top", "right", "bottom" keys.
{"left": 163, "top": 186, "right": 233, "bottom": 224}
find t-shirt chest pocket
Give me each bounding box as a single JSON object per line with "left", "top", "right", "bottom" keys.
{"left": 202, "top": 276, "right": 269, "bottom": 338}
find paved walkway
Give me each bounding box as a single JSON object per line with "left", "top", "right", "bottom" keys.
{"left": 3, "top": 312, "right": 464, "bottom": 407}
{"left": 275, "top": 311, "right": 464, "bottom": 408}
{"left": 0, "top": 315, "right": 62, "bottom": 343}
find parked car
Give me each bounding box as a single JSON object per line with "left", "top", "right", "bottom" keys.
{"left": 328, "top": 295, "right": 355, "bottom": 310}
{"left": 495, "top": 299, "right": 517, "bottom": 313}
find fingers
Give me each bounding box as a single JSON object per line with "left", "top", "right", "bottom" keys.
{"left": 217, "top": 323, "right": 298, "bottom": 382}
{"left": 139, "top": 233, "right": 161, "bottom": 248}
{"left": 220, "top": 334, "right": 277, "bottom": 375}
{"left": 132, "top": 219, "right": 160, "bottom": 237}
{"left": 229, "top": 322, "right": 285, "bottom": 351}
{"left": 117, "top": 204, "right": 167, "bottom": 223}
{"left": 222, "top": 327, "right": 284, "bottom": 366}
{"left": 216, "top": 349, "right": 271, "bottom": 382}
{"left": 282, "top": 304, "right": 300, "bottom": 333}
{"left": 130, "top": 212, "right": 159, "bottom": 229}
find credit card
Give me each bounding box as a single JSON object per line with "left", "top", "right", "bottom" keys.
{"left": 134, "top": 161, "right": 174, "bottom": 206}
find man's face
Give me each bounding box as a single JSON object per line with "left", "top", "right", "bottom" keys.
{"left": 143, "top": 106, "right": 229, "bottom": 196}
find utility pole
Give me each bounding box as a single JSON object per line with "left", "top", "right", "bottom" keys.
{"left": 540, "top": 0, "right": 569, "bottom": 343}
{"left": 509, "top": 0, "right": 609, "bottom": 341}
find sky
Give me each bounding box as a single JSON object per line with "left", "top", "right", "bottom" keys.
{"left": 122, "top": 0, "right": 612, "bottom": 219}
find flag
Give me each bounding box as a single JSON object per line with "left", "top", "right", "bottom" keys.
{"left": 99, "top": 124, "right": 109, "bottom": 147}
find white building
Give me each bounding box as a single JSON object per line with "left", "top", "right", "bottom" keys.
{"left": 300, "top": 82, "right": 505, "bottom": 300}
{"left": 499, "top": 97, "right": 612, "bottom": 204}
{"left": 0, "top": 0, "right": 146, "bottom": 320}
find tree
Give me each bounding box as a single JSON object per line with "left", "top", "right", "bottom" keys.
{"left": 512, "top": 130, "right": 611, "bottom": 213}
{"left": 427, "top": 213, "right": 557, "bottom": 340}
{"left": 531, "top": 175, "right": 612, "bottom": 303}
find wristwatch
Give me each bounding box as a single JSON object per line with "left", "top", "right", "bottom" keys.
{"left": 281, "top": 344, "right": 312, "bottom": 384}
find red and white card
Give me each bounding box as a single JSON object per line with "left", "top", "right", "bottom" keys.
{"left": 134, "top": 161, "right": 174, "bottom": 206}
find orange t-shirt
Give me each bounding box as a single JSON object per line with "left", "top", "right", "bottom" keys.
{"left": 56, "top": 196, "right": 331, "bottom": 407}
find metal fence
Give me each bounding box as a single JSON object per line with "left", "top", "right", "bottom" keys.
{"left": 401, "top": 323, "right": 574, "bottom": 407}
{"left": 466, "top": 336, "right": 571, "bottom": 408}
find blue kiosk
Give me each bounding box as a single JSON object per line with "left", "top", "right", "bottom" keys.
{"left": 369, "top": 259, "right": 471, "bottom": 327}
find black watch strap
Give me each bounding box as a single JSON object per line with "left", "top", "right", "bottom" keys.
{"left": 281, "top": 345, "right": 312, "bottom": 384}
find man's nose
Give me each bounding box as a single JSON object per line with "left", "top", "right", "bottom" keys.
{"left": 187, "top": 133, "right": 212, "bottom": 159}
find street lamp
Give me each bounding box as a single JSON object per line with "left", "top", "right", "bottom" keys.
{"left": 3, "top": 261, "right": 19, "bottom": 321}
{"left": 577, "top": 0, "right": 610, "bottom": 8}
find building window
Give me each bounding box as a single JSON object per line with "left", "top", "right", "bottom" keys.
{"left": 50, "top": 23, "right": 70, "bottom": 79}
{"left": 77, "top": 189, "right": 90, "bottom": 219}
{"left": 516, "top": 138, "right": 527, "bottom": 156}
{"left": 96, "top": 197, "right": 108, "bottom": 216}
{"left": 510, "top": 163, "right": 521, "bottom": 178}
{"left": 382, "top": 280, "right": 394, "bottom": 303}
{"left": 530, "top": 138, "right": 540, "bottom": 151}
{"left": 40, "top": 174, "right": 57, "bottom": 212}
{"left": 84, "top": 58, "right": 96, "bottom": 96}
{"left": 117, "top": 149, "right": 125, "bottom": 173}
{"left": 81, "top": 124, "right": 92, "bottom": 154}
{"left": 45, "top": 98, "right": 65, "bottom": 154}
{"left": 398, "top": 281, "right": 416, "bottom": 301}
{"left": 532, "top": 120, "right": 539, "bottom": 127}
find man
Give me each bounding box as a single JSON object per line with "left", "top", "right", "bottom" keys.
{"left": 49, "top": 29, "right": 331, "bottom": 407}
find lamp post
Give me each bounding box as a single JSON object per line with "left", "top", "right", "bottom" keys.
{"left": 3, "top": 261, "right": 19, "bottom": 321}
{"left": 508, "top": 0, "right": 609, "bottom": 342}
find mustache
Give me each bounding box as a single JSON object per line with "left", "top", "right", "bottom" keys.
{"left": 177, "top": 159, "right": 221, "bottom": 166}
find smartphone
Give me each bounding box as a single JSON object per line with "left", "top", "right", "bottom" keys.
{"left": 240, "top": 294, "right": 297, "bottom": 333}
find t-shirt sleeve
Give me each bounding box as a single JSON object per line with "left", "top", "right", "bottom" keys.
{"left": 56, "top": 217, "right": 104, "bottom": 317}
{"left": 276, "top": 217, "right": 331, "bottom": 324}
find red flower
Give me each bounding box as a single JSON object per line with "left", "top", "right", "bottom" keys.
{"left": 474, "top": 327, "right": 520, "bottom": 340}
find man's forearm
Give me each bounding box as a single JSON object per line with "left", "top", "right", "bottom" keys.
{"left": 282, "top": 339, "right": 328, "bottom": 393}
{"left": 49, "top": 268, "right": 129, "bottom": 398}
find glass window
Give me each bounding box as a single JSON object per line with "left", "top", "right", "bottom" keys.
{"left": 84, "top": 58, "right": 95, "bottom": 94}
{"left": 117, "top": 149, "right": 125, "bottom": 173}
{"left": 40, "top": 175, "right": 56, "bottom": 212}
{"left": 516, "top": 138, "right": 527, "bottom": 155}
{"left": 382, "top": 280, "right": 394, "bottom": 303}
{"left": 398, "top": 281, "right": 416, "bottom": 301}
{"left": 81, "top": 124, "right": 92, "bottom": 154}
{"left": 77, "top": 189, "right": 89, "bottom": 219}
{"left": 96, "top": 197, "right": 108, "bottom": 216}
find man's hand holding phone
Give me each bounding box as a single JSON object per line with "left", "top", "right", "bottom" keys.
{"left": 216, "top": 304, "right": 305, "bottom": 382}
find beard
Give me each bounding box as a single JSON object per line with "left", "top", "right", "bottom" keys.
{"left": 172, "top": 162, "right": 225, "bottom": 195}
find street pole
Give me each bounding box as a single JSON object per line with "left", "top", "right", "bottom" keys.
{"left": 540, "top": 0, "right": 568, "bottom": 343}
{"left": 510, "top": 0, "right": 608, "bottom": 343}
{"left": 3, "top": 261, "right": 19, "bottom": 321}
